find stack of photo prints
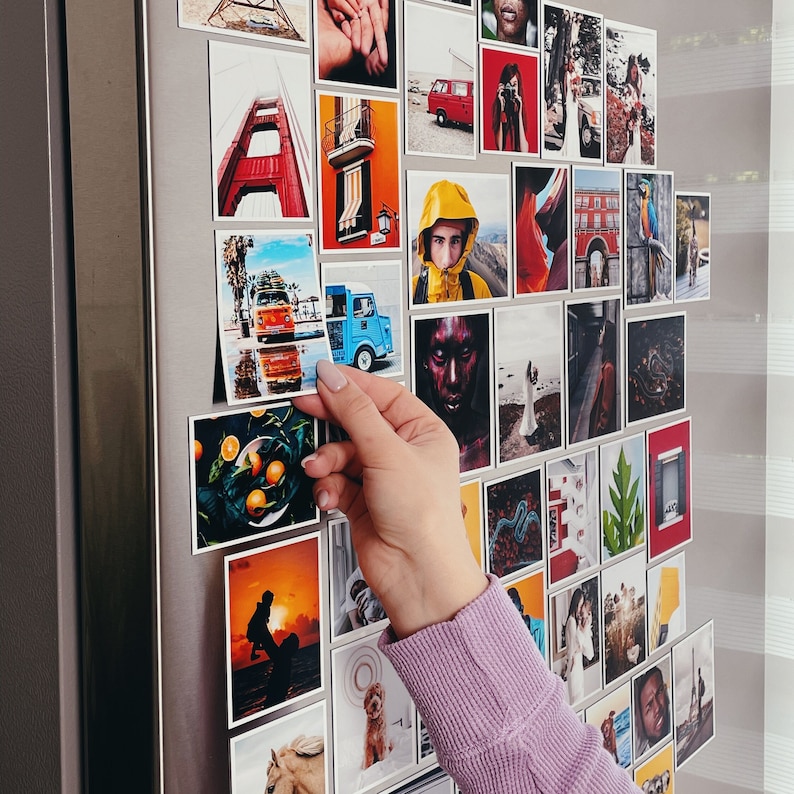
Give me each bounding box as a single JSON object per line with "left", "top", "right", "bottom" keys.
{"left": 178, "top": 0, "right": 715, "bottom": 791}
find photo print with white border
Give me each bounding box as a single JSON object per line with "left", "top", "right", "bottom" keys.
{"left": 633, "top": 741, "right": 674, "bottom": 794}
{"left": 599, "top": 432, "right": 646, "bottom": 564}
{"left": 189, "top": 403, "right": 318, "bottom": 553}
{"left": 604, "top": 20, "right": 657, "bottom": 168}
{"left": 513, "top": 163, "right": 570, "bottom": 295}
{"left": 494, "top": 302, "right": 564, "bottom": 465}
{"left": 624, "top": 170, "right": 674, "bottom": 306}
{"left": 460, "top": 478, "right": 486, "bottom": 570}
{"left": 230, "top": 701, "right": 327, "bottom": 794}
{"left": 626, "top": 312, "right": 685, "bottom": 426}
{"left": 503, "top": 567, "right": 547, "bottom": 660}
{"left": 646, "top": 550, "right": 686, "bottom": 653}
{"left": 407, "top": 170, "right": 510, "bottom": 306}
{"left": 313, "top": 0, "right": 398, "bottom": 91}
{"left": 328, "top": 514, "right": 387, "bottom": 644}
{"left": 546, "top": 448, "right": 600, "bottom": 587}
{"left": 549, "top": 574, "right": 602, "bottom": 707}
{"left": 385, "top": 766, "right": 455, "bottom": 793}
{"left": 215, "top": 230, "right": 331, "bottom": 405}
{"left": 209, "top": 40, "right": 312, "bottom": 220}
{"left": 480, "top": 0, "right": 540, "bottom": 49}
{"left": 674, "top": 192, "right": 711, "bottom": 303}
{"left": 224, "top": 533, "right": 324, "bottom": 727}
{"left": 486, "top": 466, "right": 544, "bottom": 579}
{"left": 565, "top": 296, "right": 622, "bottom": 446}
{"left": 542, "top": 3, "right": 604, "bottom": 163}
{"left": 646, "top": 417, "right": 692, "bottom": 562}
{"left": 572, "top": 165, "right": 622, "bottom": 291}
{"left": 672, "top": 621, "right": 715, "bottom": 769}
{"left": 601, "top": 550, "right": 648, "bottom": 687}
{"left": 632, "top": 654, "right": 673, "bottom": 762}
{"left": 480, "top": 43, "right": 541, "bottom": 156}
{"left": 332, "top": 634, "right": 416, "bottom": 794}
{"left": 316, "top": 91, "right": 402, "bottom": 254}
{"left": 584, "top": 681, "right": 632, "bottom": 769}
{"left": 322, "top": 259, "right": 404, "bottom": 377}
{"left": 412, "top": 309, "right": 494, "bottom": 476}
{"left": 180, "top": 0, "right": 310, "bottom": 46}
{"left": 404, "top": 2, "right": 477, "bottom": 160}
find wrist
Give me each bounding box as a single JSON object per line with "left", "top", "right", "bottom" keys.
{"left": 382, "top": 548, "right": 488, "bottom": 639}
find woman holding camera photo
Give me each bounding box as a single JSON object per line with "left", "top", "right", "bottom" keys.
{"left": 491, "top": 62, "right": 530, "bottom": 153}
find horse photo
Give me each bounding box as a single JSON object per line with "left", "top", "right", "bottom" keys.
{"left": 265, "top": 735, "right": 325, "bottom": 794}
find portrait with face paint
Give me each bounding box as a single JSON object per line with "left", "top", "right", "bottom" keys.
{"left": 481, "top": 0, "right": 539, "bottom": 49}
{"left": 413, "top": 311, "right": 493, "bottom": 475}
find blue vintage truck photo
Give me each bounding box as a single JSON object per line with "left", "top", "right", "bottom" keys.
{"left": 325, "top": 282, "right": 393, "bottom": 371}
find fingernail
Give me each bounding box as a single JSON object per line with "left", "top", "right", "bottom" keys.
{"left": 316, "top": 490, "right": 330, "bottom": 510}
{"left": 301, "top": 453, "right": 318, "bottom": 469}
{"left": 317, "top": 359, "right": 347, "bottom": 393}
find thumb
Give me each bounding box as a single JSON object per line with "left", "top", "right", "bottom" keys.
{"left": 314, "top": 360, "right": 401, "bottom": 468}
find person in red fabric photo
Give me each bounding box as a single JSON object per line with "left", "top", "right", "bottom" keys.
{"left": 567, "top": 299, "right": 622, "bottom": 445}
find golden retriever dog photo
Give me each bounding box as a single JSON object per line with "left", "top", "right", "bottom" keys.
{"left": 362, "top": 682, "right": 393, "bottom": 769}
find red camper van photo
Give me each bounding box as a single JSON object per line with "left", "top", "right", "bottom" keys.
{"left": 427, "top": 78, "right": 474, "bottom": 128}
{"left": 252, "top": 270, "right": 295, "bottom": 344}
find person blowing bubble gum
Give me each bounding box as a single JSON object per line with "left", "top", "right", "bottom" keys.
{"left": 293, "top": 360, "right": 641, "bottom": 793}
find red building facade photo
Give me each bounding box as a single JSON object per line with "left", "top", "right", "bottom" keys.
{"left": 574, "top": 183, "right": 621, "bottom": 289}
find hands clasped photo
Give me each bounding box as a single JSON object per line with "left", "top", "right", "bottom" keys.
{"left": 317, "top": 0, "right": 396, "bottom": 88}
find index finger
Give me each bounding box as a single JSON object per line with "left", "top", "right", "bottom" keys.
{"left": 358, "top": 6, "right": 374, "bottom": 58}
{"left": 369, "top": 0, "right": 388, "bottom": 64}
{"left": 348, "top": 15, "right": 361, "bottom": 53}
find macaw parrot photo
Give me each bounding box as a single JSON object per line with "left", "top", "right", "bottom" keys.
{"left": 638, "top": 177, "right": 672, "bottom": 298}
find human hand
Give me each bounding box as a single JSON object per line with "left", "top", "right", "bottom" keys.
{"left": 327, "top": 0, "right": 364, "bottom": 54}
{"left": 327, "top": 0, "right": 388, "bottom": 69}
{"left": 347, "top": 607, "right": 365, "bottom": 630}
{"left": 327, "top": 0, "right": 361, "bottom": 20}
{"left": 318, "top": 0, "right": 354, "bottom": 79}
{"left": 327, "top": 0, "right": 357, "bottom": 48}
{"left": 365, "top": 46, "right": 386, "bottom": 76}
{"left": 293, "top": 361, "right": 487, "bottom": 639}
{"left": 352, "top": 0, "right": 387, "bottom": 72}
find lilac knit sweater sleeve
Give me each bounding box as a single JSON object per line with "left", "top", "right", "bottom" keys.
{"left": 379, "top": 575, "right": 640, "bottom": 794}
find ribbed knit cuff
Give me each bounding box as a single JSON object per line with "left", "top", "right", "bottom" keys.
{"left": 378, "top": 575, "right": 641, "bottom": 794}
{"left": 379, "top": 575, "right": 557, "bottom": 752}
